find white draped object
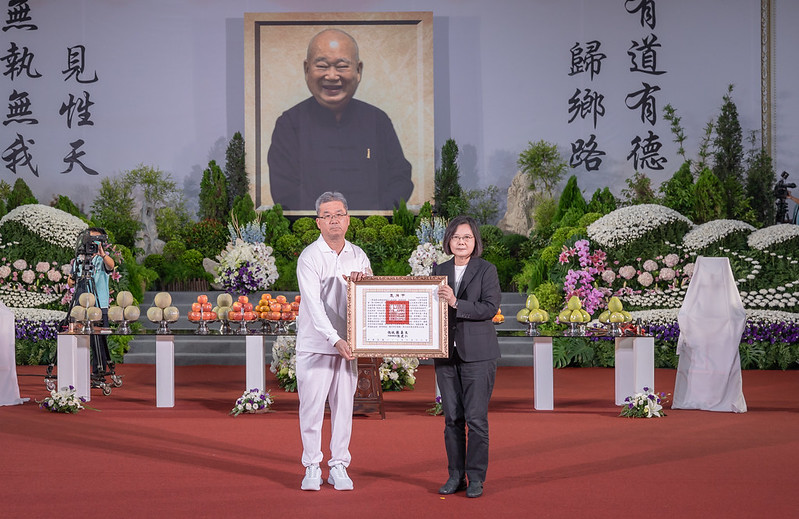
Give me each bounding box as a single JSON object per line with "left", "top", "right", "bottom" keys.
{"left": 0, "top": 302, "right": 27, "bottom": 406}
{"left": 673, "top": 256, "right": 747, "bottom": 412}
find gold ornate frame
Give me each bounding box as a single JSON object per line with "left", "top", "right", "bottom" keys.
{"left": 347, "top": 276, "right": 448, "bottom": 358}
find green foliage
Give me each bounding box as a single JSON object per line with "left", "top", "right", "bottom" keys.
{"left": 464, "top": 185, "right": 501, "bottom": 224}
{"left": 0, "top": 198, "right": 6, "bottom": 219}
{"left": 107, "top": 334, "right": 135, "bottom": 364}
{"left": 260, "top": 204, "right": 291, "bottom": 246}
{"left": 225, "top": 132, "right": 248, "bottom": 209}
{"left": 559, "top": 206, "right": 585, "bottom": 228}
{"left": 116, "top": 245, "right": 157, "bottom": 301}
{"left": 0, "top": 220, "right": 74, "bottom": 267}
{"left": 364, "top": 214, "right": 389, "bottom": 230}
{"left": 620, "top": 171, "right": 658, "bottom": 206}
{"left": 549, "top": 226, "right": 575, "bottom": 249}
{"left": 500, "top": 233, "right": 528, "bottom": 257}
{"left": 693, "top": 167, "right": 726, "bottom": 223}
{"left": 586, "top": 187, "right": 617, "bottom": 215}
{"left": 52, "top": 195, "right": 84, "bottom": 219}
{"left": 143, "top": 254, "right": 165, "bottom": 274}
{"left": 517, "top": 140, "right": 568, "bottom": 198}
{"left": 553, "top": 175, "right": 586, "bottom": 223}
{"left": 744, "top": 132, "right": 777, "bottom": 227}
{"left": 90, "top": 176, "right": 140, "bottom": 249}
{"left": 355, "top": 226, "right": 378, "bottom": 243}
{"left": 181, "top": 219, "right": 228, "bottom": 258}
{"left": 416, "top": 201, "right": 433, "bottom": 222}
{"left": 483, "top": 244, "right": 519, "bottom": 291}
{"left": 375, "top": 257, "right": 412, "bottom": 276}
{"left": 533, "top": 196, "right": 558, "bottom": 235}
{"left": 533, "top": 281, "right": 562, "bottom": 314}
{"left": 659, "top": 161, "right": 696, "bottom": 220}
{"left": 16, "top": 339, "right": 55, "bottom": 366}
{"left": 479, "top": 225, "right": 504, "bottom": 248}
{"left": 713, "top": 84, "right": 745, "bottom": 219}
{"left": 576, "top": 212, "right": 602, "bottom": 228}
{"left": 379, "top": 224, "right": 405, "bottom": 246}
{"left": 434, "top": 139, "right": 464, "bottom": 218}
{"left": 513, "top": 257, "right": 545, "bottom": 294}
{"left": 301, "top": 229, "right": 320, "bottom": 245}
{"left": 662, "top": 104, "right": 688, "bottom": 162}
{"left": 229, "top": 193, "right": 257, "bottom": 226}
{"left": 739, "top": 342, "right": 767, "bottom": 370}
{"left": 198, "top": 159, "right": 229, "bottom": 222}
{"left": 292, "top": 217, "right": 316, "bottom": 236}
{"left": 392, "top": 199, "right": 416, "bottom": 236}
{"left": 7, "top": 178, "right": 38, "bottom": 211}
{"left": 273, "top": 255, "right": 298, "bottom": 291}
{"left": 539, "top": 245, "right": 561, "bottom": 269}
{"left": 552, "top": 338, "right": 595, "bottom": 368}
{"left": 162, "top": 240, "right": 186, "bottom": 261}
{"left": 274, "top": 234, "right": 304, "bottom": 257}
{"left": 156, "top": 204, "right": 191, "bottom": 242}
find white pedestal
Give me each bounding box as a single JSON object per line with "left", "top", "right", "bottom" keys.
{"left": 614, "top": 336, "right": 655, "bottom": 405}
{"left": 533, "top": 337, "right": 554, "bottom": 410}
{"left": 57, "top": 334, "right": 91, "bottom": 402}
{"left": 245, "top": 335, "right": 265, "bottom": 391}
{"left": 155, "top": 335, "right": 174, "bottom": 408}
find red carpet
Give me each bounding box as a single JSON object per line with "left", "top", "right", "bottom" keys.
{"left": 2, "top": 364, "right": 798, "bottom": 518}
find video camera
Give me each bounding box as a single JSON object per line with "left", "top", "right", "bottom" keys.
{"left": 74, "top": 229, "right": 108, "bottom": 256}
{"left": 775, "top": 171, "right": 797, "bottom": 224}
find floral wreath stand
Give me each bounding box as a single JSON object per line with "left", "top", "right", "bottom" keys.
{"left": 353, "top": 357, "right": 385, "bottom": 419}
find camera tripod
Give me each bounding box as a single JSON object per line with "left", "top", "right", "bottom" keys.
{"left": 45, "top": 254, "right": 122, "bottom": 395}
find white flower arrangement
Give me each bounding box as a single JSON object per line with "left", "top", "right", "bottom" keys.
{"left": 37, "top": 386, "right": 89, "bottom": 413}
{"left": 270, "top": 335, "right": 297, "bottom": 392}
{"left": 0, "top": 287, "right": 62, "bottom": 308}
{"left": 0, "top": 204, "right": 87, "bottom": 250}
{"left": 682, "top": 219, "right": 755, "bottom": 251}
{"left": 379, "top": 357, "right": 420, "bottom": 391}
{"left": 620, "top": 387, "right": 667, "bottom": 418}
{"left": 747, "top": 224, "right": 799, "bottom": 251}
{"left": 230, "top": 388, "right": 274, "bottom": 416}
{"left": 9, "top": 307, "right": 66, "bottom": 323}
{"left": 587, "top": 204, "right": 693, "bottom": 249}
{"left": 408, "top": 242, "right": 452, "bottom": 276}
{"left": 214, "top": 239, "right": 279, "bottom": 295}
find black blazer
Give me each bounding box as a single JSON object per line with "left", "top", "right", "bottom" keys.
{"left": 433, "top": 257, "right": 501, "bottom": 362}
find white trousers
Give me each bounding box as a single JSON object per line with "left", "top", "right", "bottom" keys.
{"left": 296, "top": 351, "right": 357, "bottom": 468}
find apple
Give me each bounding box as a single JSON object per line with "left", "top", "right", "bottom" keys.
{"left": 269, "top": 303, "right": 282, "bottom": 313}
{"left": 290, "top": 301, "right": 300, "bottom": 311}
{"left": 232, "top": 302, "right": 242, "bottom": 312}
{"left": 276, "top": 295, "right": 287, "bottom": 304}
{"left": 281, "top": 303, "right": 292, "bottom": 312}
{"left": 238, "top": 295, "right": 248, "bottom": 304}
{"left": 243, "top": 311, "right": 255, "bottom": 321}
{"left": 202, "top": 302, "right": 212, "bottom": 312}
{"left": 269, "top": 311, "right": 281, "bottom": 320}
{"left": 197, "top": 294, "right": 208, "bottom": 304}
{"left": 294, "top": 295, "right": 301, "bottom": 303}
{"left": 191, "top": 302, "right": 201, "bottom": 312}
{"left": 242, "top": 302, "right": 253, "bottom": 312}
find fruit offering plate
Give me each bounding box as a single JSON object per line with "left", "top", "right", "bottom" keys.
{"left": 261, "top": 319, "right": 295, "bottom": 334}
{"left": 190, "top": 318, "right": 217, "bottom": 335}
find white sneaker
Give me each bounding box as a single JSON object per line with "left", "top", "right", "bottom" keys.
{"left": 301, "top": 464, "right": 322, "bottom": 491}
{"left": 327, "top": 464, "right": 354, "bottom": 491}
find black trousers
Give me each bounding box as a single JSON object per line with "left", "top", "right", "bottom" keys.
{"left": 435, "top": 350, "right": 497, "bottom": 483}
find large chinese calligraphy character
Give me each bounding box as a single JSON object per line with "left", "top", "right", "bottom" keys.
{"left": 568, "top": 40, "right": 606, "bottom": 80}
{"left": 59, "top": 91, "right": 94, "bottom": 128}
{"left": 62, "top": 45, "right": 98, "bottom": 84}
{"left": 568, "top": 88, "right": 605, "bottom": 129}
{"left": 2, "top": 41, "right": 41, "bottom": 80}
{"left": 625, "top": 0, "right": 656, "bottom": 30}
{"left": 627, "top": 131, "right": 667, "bottom": 170}
{"left": 628, "top": 33, "right": 666, "bottom": 75}
{"left": 4, "top": 89, "right": 37, "bottom": 125}
{"left": 2, "top": 132, "right": 38, "bottom": 176}
{"left": 3, "top": 0, "right": 37, "bottom": 31}
{"left": 625, "top": 82, "right": 661, "bottom": 125}
{"left": 569, "top": 135, "right": 605, "bottom": 172}
{"left": 60, "top": 139, "right": 99, "bottom": 175}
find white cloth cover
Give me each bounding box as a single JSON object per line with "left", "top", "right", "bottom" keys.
{"left": 0, "top": 302, "right": 27, "bottom": 406}
{"left": 673, "top": 256, "right": 747, "bottom": 412}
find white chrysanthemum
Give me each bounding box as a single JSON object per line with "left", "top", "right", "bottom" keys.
{"left": 587, "top": 204, "right": 693, "bottom": 248}
{"left": 0, "top": 204, "right": 87, "bottom": 250}
{"left": 8, "top": 307, "right": 66, "bottom": 322}
{"left": 682, "top": 219, "right": 755, "bottom": 251}
{"left": 747, "top": 224, "right": 799, "bottom": 250}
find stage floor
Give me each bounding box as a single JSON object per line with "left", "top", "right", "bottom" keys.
{"left": 2, "top": 364, "right": 798, "bottom": 518}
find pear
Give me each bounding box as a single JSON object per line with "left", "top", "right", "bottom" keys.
{"left": 569, "top": 310, "right": 583, "bottom": 322}
{"left": 608, "top": 296, "right": 623, "bottom": 313}
{"left": 116, "top": 291, "right": 134, "bottom": 308}
{"left": 153, "top": 292, "right": 172, "bottom": 309}
{"left": 622, "top": 311, "right": 632, "bottom": 322}
{"left": 78, "top": 292, "right": 96, "bottom": 308}
{"left": 217, "top": 293, "right": 233, "bottom": 307}
{"left": 529, "top": 310, "right": 543, "bottom": 323}
{"left": 516, "top": 308, "right": 530, "bottom": 323}
{"left": 124, "top": 305, "right": 140, "bottom": 321}
{"left": 108, "top": 305, "right": 124, "bottom": 322}
{"left": 610, "top": 312, "right": 625, "bottom": 323}
{"left": 567, "top": 296, "right": 582, "bottom": 311}
{"left": 525, "top": 294, "right": 540, "bottom": 311}
{"left": 163, "top": 306, "right": 180, "bottom": 322}
{"left": 146, "top": 306, "right": 163, "bottom": 322}
{"left": 579, "top": 308, "right": 591, "bottom": 322}
{"left": 540, "top": 310, "right": 549, "bottom": 322}
{"left": 558, "top": 309, "right": 572, "bottom": 323}
{"left": 598, "top": 310, "right": 610, "bottom": 324}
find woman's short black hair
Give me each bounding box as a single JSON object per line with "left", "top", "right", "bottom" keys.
{"left": 442, "top": 215, "right": 483, "bottom": 257}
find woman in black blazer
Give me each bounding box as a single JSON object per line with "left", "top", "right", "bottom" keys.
{"left": 433, "top": 215, "right": 501, "bottom": 498}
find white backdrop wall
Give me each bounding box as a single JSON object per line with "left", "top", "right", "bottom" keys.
{"left": 1, "top": 0, "right": 796, "bottom": 218}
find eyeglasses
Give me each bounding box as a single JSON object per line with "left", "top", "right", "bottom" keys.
{"left": 317, "top": 212, "right": 348, "bottom": 222}
{"left": 451, "top": 234, "right": 474, "bottom": 242}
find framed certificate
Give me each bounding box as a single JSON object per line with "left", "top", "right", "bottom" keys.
{"left": 347, "top": 276, "right": 449, "bottom": 358}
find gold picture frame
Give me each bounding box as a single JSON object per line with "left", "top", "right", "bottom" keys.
{"left": 347, "top": 276, "right": 448, "bottom": 358}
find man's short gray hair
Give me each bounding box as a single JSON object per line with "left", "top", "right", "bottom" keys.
{"left": 315, "top": 191, "right": 349, "bottom": 214}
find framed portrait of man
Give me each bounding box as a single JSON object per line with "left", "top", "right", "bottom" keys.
{"left": 244, "top": 11, "right": 434, "bottom": 216}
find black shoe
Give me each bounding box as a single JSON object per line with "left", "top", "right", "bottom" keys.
{"left": 466, "top": 481, "right": 483, "bottom": 498}
{"left": 438, "top": 478, "right": 467, "bottom": 495}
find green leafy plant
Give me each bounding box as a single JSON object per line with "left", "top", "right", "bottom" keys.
{"left": 434, "top": 139, "right": 464, "bottom": 218}
{"left": 225, "top": 132, "right": 248, "bottom": 210}
{"left": 517, "top": 140, "right": 568, "bottom": 198}
{"left": 198, "top": 159, "right": 229, "bottom": 222}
